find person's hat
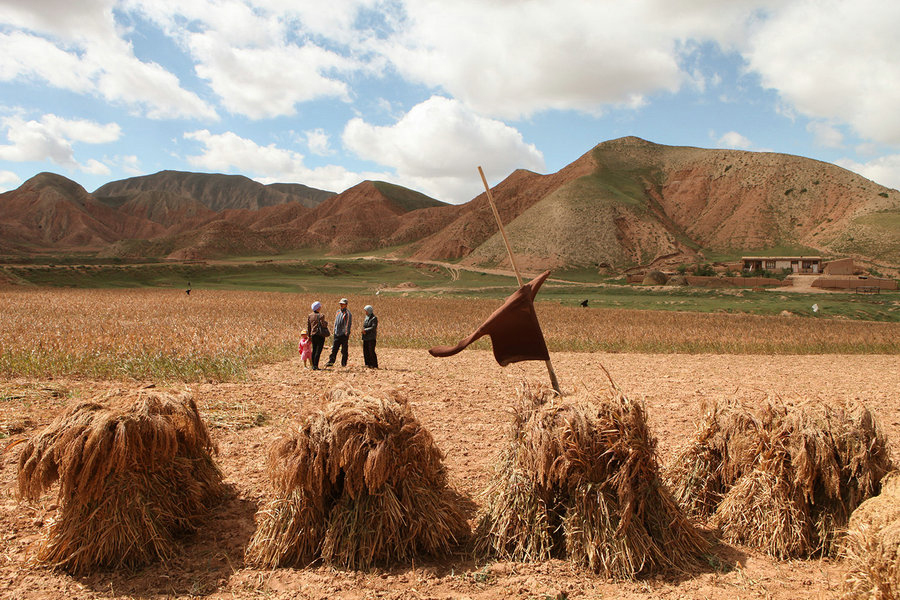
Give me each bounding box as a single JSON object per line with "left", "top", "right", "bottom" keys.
{"left": 364, "top": 305, "right": 373, "bottom": 314}
{"left": 339, "top": 298, "right": 349, "bottom": 304}
{"left": 300, "top": 329, "right": 308, "bottom": 335}
{"left": 311, "top": 301, "right": 321, "bottom": 311}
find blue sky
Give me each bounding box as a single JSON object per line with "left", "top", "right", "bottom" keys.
{"left": 1, "top": 0, "right": 899, "bottom": 204}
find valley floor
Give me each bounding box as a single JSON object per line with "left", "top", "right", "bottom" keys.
{"left": 2, "top": 349, "right": 898, "bottom": 599}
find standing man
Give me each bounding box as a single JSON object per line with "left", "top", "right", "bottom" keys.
{"left": 325, "top": 298, "right": 352, "bottom": 367}
{"left": 361, "top": 304, "right": 378, "bottom": 369}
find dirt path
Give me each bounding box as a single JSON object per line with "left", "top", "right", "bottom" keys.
{"left": 354, "top": 255, "right": 597, "bottom": 287}
{"left": 2, "top": 349, "right": 898, "bottom": 599}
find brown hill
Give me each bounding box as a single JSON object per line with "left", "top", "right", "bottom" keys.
{"left": 165, "top": 220, "right": 279, "bottom": 260}
{"left": 102, "top": 180, "right": 448, "bottom": 259}
{"left": 106, "top": 190, "right": 217, "bottom": 230}
{"left": 3, "top": 138, "right": 898, "bottom": 270}
{"left": 456, "top": 137, "right": 900, "bottom": 270}
{"left": 295, "top": 180, "right": 449, "bottom": 253}
{"left": 0, "top": 173, "right": 164, "bottom": 251}
{"left": 94, "top": 170, "right": 334, "bottom": 211}
{"left": 409, "top": 155, "right": 599, "bottom": 261}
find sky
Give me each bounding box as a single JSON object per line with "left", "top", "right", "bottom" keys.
{"left": 1, "top": 0, "right": 899, "bottom": 204}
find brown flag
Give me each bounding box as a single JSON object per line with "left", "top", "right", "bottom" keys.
{"left": 429, "top": 270, "right": 551, "bottom": 366}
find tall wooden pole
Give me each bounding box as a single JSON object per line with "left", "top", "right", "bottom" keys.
{"left": 477, "top": 166, "right": 561, "bottom": 394}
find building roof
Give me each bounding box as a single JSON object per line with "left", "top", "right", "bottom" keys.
{"left": 741, "top": 256, "right": 822, "bottom": 261}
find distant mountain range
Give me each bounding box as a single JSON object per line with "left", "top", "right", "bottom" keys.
{"left": 2, "top": 137, "right": 898, "bottom": 270}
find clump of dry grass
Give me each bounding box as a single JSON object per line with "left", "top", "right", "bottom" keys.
{"left": 664, "top": 401, "right": 775, "bottom": 519}
{"left": 244, "top": 385, "right": 469, "bottom": 569}
{"left": 474, "top": 382, "right": 710, "bottom": 578}
{"left": 841, "top": 471, "right": 900, "bottom": 599}
{"left": 666, "top": 400, "right": 894, "bottom": 559}
{"left": 15, "top": 389, "right": 225, "bottom": 574}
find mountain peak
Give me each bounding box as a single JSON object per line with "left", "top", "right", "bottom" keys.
{"left": 20, "top": 172, "right": 90, "bottom": 196}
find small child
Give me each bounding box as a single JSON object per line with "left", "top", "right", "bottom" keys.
{"left": 298, "top": 329, "right": 312, "bottom": 369}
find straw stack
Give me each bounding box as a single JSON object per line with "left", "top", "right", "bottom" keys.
{"left": 841, "top": 471, "right": 900, "bottom": 599}
{"left": 666, "top": 400, "right": 893, "bottom": 558}
{"left": 245, "top": 385, "right": 469, "bottom": 569}
{"left": 475, "top": 383, "right": 710, "bottom": 578}
{"left": 16, "top": 390, "right": 224, "bottom": 574}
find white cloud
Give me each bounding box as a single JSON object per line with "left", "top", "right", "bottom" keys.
{"left": 342, "top": 96, "right": 545, "bottom": 202}
{"left": 82, "top": 158, "right": 111, "bottom": 175}
{"left": 305, "top": 129, "right": 332, "bottom": 156}
{"left": 374, "top": 1, "right": 777, "bottom": 120}
{"left": 0, "top": 169, "right": 21, "bottom": 192}
{"left": 0, "top": 32, "right": 96, "bottom": 93}
{"left": 88, "top": 37, "right": 218, "bottom": 120}
{"left": 188, "top": 34, "right": 354, "bottom": 119}
{"left": 0, "top": 0, "right": 115, "bottom": 41}
{"left": 249, "top": 0, "right": 381, "bottom": 44}
{"left": 716, "top": 131, "right": 753, "bottom": 150}
{"left": 126, "top": 0, "right": 374, "bottom": 120}
{"left": 117, "top": 154, "right": 142, "bottom": 175}
{"left": 745, "top": 0, "right": 900, "bottom": 145}
{"left": 806, "top": 121, "right": 844, "bottom": 149}
{"left": 0, "top": 0, "right": 217, "bottom": 121}
{"left": 0, "top": 32, "right": 217, "bottom": 120}
{"left": 836, "top": 155, "right": 900, "bottom": 191}
{"left": 0, "top": 114, "right": 120, "bottom": 173}
{"left": 183, "top": 128, "right": 388, "bottom": 192}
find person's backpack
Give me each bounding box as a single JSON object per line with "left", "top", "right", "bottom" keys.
{"left": 311, "top": 313, "right": 329, "bottom": 337}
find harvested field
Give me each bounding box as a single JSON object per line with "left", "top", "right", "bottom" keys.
{"left": 2, "top": 348, "right": 898, "bottom": 599}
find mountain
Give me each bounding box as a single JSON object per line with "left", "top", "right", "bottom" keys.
{"left": 97, "top": 179, "right": 450, "bottom": 259}
{"left": 452, "top": 137, "right": 900, "bottom": 270}
{"left": 94, "top": 170, "right": 334, "bottom": 211}
{"left": 0, "top": 173, "right": 165, "bottom": 252}
{"left": 1, "top": 138, "right": 898, "bottom": 269}
{"left": 297, "top": 180, "right": 450, "bottom": 253}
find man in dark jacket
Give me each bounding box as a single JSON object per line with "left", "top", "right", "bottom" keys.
{"left": 361, "top": 304, "right": 378, "bottom": 368}
{"left": 326, "top": 298, "right": 352, "bottom": 367}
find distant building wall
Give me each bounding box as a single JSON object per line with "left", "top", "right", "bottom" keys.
{"left": 686, "top": 276, "right": 782, "bottom": 287}
{"left": 823, "top": 258, "right": 856, "bottom": 276}
{"left": 812, "top": 277, "right": 897, "bottom": 291}
{"left": 629, "top": 273, "right": 783, "bottom": 287}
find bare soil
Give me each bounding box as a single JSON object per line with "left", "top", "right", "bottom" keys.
{"left": 2, "top": 349, "right": 898, "bottom": 599}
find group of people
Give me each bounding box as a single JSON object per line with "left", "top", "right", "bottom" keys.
{"left": 298, "top": 298, "right": 379, "bottom": 370}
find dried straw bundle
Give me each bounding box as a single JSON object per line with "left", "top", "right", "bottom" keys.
{"left": 16, "top": 389, "right": 224, "bottom": 574}
{"left": 664, "top": 401, "right": 779, "bottom": 519}
{"left": 667, "top": 400, "right": 893, "bottom": 558}
{"left": 840, "top": 471, "right": 900, "bottom": 600}
{"left": 475, "top": 383, "right": 710, "bottom": 578}
{"left": 245, "top": 385, "right": 469, "bottom": 569}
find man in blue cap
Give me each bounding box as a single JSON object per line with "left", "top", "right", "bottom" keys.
{"left": 325, "top": 298, "right": 352, "bottom": 367}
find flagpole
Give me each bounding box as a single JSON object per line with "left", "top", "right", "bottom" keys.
{"left": 477, "top": 166, "right": 561, "bottom": 394}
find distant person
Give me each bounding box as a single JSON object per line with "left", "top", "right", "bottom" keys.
{"left": 186, "top": 281, "right": 191, "bottom": 296}
{"left": 361, "top": 304, "right": 378, "bottom": 369}
{"left": 580, "top": 299, "right": 588, "bottom": 307}
{"left": 325, "top": 298, "right": 352, "bottom": 367}
{"left": 298, "top": 329, "right": 312, "bottom": 369}
{"left": 307, "top": 301, "right": 329, "bottom": 370}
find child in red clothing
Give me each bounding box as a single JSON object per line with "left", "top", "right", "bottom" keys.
{"left": 298, "top": 329, "right": 312, "bottom": 369}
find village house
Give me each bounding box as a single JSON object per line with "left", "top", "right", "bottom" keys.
{"left": 742, "top": 256, "right": 823, "bottom": 274}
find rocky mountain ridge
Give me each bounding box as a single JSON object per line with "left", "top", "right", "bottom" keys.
{"left": 1, "top": 137, "right": 898, "bottom": 269}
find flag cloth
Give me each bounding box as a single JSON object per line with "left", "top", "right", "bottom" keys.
{"left": 429, "top": 270, "right": 551, "bottom": 366}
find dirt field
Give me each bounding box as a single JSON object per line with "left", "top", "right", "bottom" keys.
{"left": 2, "top": 348, "right": 898, "bottom": 599}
